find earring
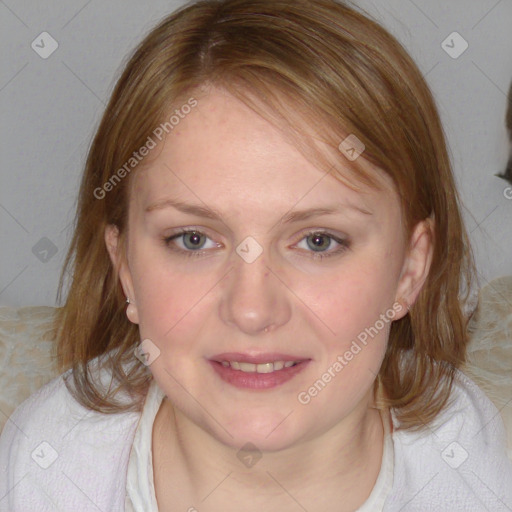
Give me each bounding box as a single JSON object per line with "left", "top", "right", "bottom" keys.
{"left": 125, "top": 297, "right": 138, "bottom": 323}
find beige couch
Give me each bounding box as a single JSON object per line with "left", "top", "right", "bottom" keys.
{"left": 1, "top": 277, "right": 511, "bottom": 460}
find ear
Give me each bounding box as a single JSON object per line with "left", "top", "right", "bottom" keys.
{"left": 393, "top": 216, "right": 434, "bottom": 320}
{"left": 104, "top": 224, "right": 139, "bottom": 324}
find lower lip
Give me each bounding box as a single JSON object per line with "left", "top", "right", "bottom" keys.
{"left": 209, "top": 360, "right": 310, "bottom": 390}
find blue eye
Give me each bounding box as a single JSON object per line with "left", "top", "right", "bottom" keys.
{"left": 162, "top": 229, "right": 350, "bottom": 260}
{"left": 295, "top": 231, "right": 350, "bottom": 260}
{"left": 163, "top": 230, "right": 218, "bottom": 258}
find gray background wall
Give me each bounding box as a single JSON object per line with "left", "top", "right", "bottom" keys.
{"left": 1, "top": 0, "right": 511, "bottom": 308}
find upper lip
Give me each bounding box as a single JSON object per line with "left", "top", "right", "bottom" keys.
{"left": 210, "top": 352, "right": 311, "bottom": 364}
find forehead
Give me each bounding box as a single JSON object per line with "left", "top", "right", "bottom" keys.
{"left": 130, "top": 88, "right": 399, "bottom": 220}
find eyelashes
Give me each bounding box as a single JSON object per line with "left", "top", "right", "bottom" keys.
{"left": 162, "top": 228, "right": 350, "bottom": 261}
{"left": 293, "top": 231, "right": 350, "bottom": 260}
{"left": 163, "top": 230, "right": 219, "bottom": 258}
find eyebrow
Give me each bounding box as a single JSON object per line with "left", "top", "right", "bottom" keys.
{"left": 145, "top": 198, "right": 373, "bottom": 223}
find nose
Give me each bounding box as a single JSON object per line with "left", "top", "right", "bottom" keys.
{"left": 219, "top": 247, "right": 292, "bottom": 336}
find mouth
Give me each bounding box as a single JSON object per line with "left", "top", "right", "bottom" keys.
{"left": 219, "top": 360, "right": 301, "bottom": 373}
{"left": 209, "top": 352, "right": 311, "bottom": 389}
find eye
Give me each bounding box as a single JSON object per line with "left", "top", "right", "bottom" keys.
{"left": 293, "top": 230, "right": 350, "bottom": 260}
{"left": 162, "top": 228, "right": 350, "bottom": 261}
{"left": 163, "top": 229, "right": 220, "bottom": 258}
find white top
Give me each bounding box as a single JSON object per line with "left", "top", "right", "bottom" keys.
{"left": 124, "top": 380, "right": 394, "bottom": 511}
{"left": 1, "top": 359, "right": 511, "bottom": 511}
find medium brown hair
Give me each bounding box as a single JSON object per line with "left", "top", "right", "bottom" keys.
{"left": 56, "top": 0, "right": 477, "bottom": 430}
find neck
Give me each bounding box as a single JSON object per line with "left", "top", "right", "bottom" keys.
{"left": 153, "top": 392, "right": 387, "bottom": 511}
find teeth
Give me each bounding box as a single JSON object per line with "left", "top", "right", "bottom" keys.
{"left": 239, "top": 362, "right": 256, "bottom": 372}
{"left": 221, "top": 360, "right": 299, "bottom": 373}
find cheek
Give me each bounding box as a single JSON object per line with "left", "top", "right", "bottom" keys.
{"left": 135, "top": 272, "right": 200, "bottom": 340}
{"left": 130, "top": 250, "right": 222, "bottom": 352}
{"left": 296, "top": 269, "right": 394, "bottom": 412}
{"left": 129, "top": 245, "right": 187, "bottom": 336}
{"left": 300, "top": 260, "right": 397, "bottom": 346}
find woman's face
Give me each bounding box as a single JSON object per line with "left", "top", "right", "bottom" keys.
{"left": 107, "top": 87, "right": 428, "bottom": 451}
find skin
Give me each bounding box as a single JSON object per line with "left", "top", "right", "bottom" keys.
{"left": 105, "top": 86, "right": 433, "bottom": 511}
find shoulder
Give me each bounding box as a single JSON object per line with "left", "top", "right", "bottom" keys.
{"left": 0, "top": 361, "right": 143, "bottom": 512}
{"left": 385, "top": 368, "right": 512, "bottom": 511}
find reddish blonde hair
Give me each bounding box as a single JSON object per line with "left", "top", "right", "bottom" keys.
{"left": 56, "top": 0, "right": 477, "bottom": 429}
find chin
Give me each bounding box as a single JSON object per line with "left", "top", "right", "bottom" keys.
{"left": 212, "top": 409, "right": 305, "bottom": 453}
